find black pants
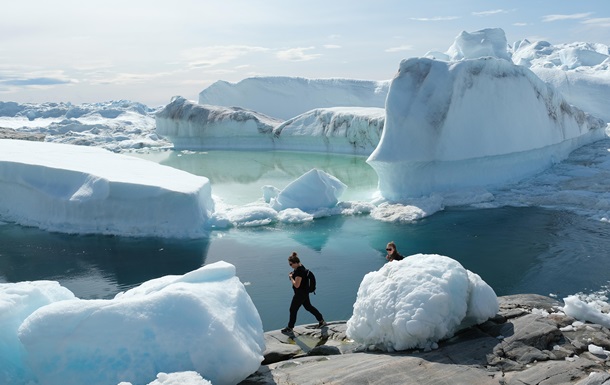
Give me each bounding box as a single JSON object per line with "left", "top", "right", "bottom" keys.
{"left": 288, "top": 292, "right": 323, "bottom": 328}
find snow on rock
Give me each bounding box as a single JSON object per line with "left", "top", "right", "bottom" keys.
{"left": 198, "top": 76, "right": 389, "bottom": 120}
{"left": 17, "top": 261, "right": 264, "bottom": 385}
{"left": 0, "top": 100, "right": 166, "bottom": 152}
{"left": 0, "top": 282, "right": 76, "bottom": 384}
{"left": 0, "top": 139, "right": 214, "bottom": 238}
{"left": 367, "top": 56, "right": 606, "bottom": 200}
{"left": 269, "top": 169, "right": 347, "bottom": 212}
{"left": 346, "top": 254, "right": 498, "bottom": 351}
{"left": 155, "top": 96, "right": 282, "bottom": 151}
{"left": 272, "top": 107, "right": 384, "bottom": 155}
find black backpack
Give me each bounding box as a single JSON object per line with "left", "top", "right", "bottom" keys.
{"left": 306, "top": 269, "right": 316, "bottom": 294}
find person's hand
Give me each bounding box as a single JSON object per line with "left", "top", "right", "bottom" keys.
{"left": 386, "top": 255, "right": 390, "bottom": 261}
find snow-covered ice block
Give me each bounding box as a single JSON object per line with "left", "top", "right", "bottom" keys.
{"left": 346, "top": 254, "right": 498, "bottom": 351}
{"left": 18, "top": 261, "right": 264, "bottom": 385}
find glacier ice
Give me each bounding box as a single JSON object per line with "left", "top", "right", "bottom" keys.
{"left": 367, "top": 56, "right": 606, "bottom": 200}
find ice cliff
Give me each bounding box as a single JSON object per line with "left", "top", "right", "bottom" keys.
{"left": 198, "top": 76, "right": 389, "bottom": 120}
{"left": 367, "top": 56, "right": 605, "bottom": 199}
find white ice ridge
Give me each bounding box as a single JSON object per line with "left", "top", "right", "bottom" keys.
{"left": 0, "top": 139, "right": 214, "bottom": 238}
{"left": 198, "top": 76, "right": 389, "bottom": 120}
{"left": 156, "top": 97, "right": 385, "bottom": 155}
{"left": 367, "top": 56, "right": 606, "bottom": 200}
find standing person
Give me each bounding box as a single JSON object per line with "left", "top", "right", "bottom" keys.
{"left": 385, "top": 241, "right": 404, "bottom": 262}
{"left": 281, "top": 252, "right": 326, "bottom": 334}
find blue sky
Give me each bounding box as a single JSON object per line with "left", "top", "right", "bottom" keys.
{"left": 1, "top": 0, "right": 609, "bottom": 106}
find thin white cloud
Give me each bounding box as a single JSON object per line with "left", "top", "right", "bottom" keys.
{"left": 472, "top": 9, "right": 508, "bottom": 17}
{"left": 323, "top": 44, "right": 341, "bottom": 49}
{"left": 385, "top": 45, "right": 414, "bottom": 53}
{"left": 276, "top": 47, "right": 321, "bottom": 62}
{"left": 581, "top": 17, "right": 610, "bottom": 28}
{"left": 513, "top": 22, "right": 528, "bottom": 27}
{"left": 410, "top": 16, "right": 460, "bottom": 22}
{"left": 542, "top": 13, "right": 592, "bottom": 22}
{"left": 182, "top": 45, "right": 270, "bottom": 69}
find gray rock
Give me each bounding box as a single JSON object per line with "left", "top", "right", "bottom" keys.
{"left": 241, "top": 295, "right": 610, "bottom": 385}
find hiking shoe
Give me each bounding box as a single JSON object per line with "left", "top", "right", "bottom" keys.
{"left": 281, "top": 327, "right": 293, "bottom": 334}
{"left": 317, "top": 320, "right": 327, "bottom": 328}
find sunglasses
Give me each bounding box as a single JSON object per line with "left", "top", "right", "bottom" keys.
{"left": 386, "top": 248, "right": 392, "bottom": 251}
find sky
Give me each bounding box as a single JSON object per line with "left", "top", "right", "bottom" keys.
{"left": 1, "top": 0, "right": 609, "bottom": 107}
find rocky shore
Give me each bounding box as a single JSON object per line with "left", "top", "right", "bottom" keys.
{"left": 240, "top": 294, "right": 610, "bottom": 385}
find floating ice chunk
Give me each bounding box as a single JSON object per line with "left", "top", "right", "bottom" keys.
{"left": 270, "top": 169, "right": 347, "bottom": 211}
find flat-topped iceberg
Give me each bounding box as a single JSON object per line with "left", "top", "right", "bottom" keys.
{"left": 367, "top": 56, "right": 606, "bottom": 199}
{"left": 0, "top": 139, "right": 214, "bottom": 238}
{"left": 199, "top": 76, "right": 389, "bottom": 120}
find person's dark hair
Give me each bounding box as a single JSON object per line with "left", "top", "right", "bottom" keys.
{"left": 288, "top": 251, "right": 300, "bottom": 264}
{"left": 387, "top": 241, "right": 397, "bottom": 251}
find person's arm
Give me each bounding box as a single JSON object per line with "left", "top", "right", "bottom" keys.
{"left": 292, "top": 275, "right": 302, "bottom": 288}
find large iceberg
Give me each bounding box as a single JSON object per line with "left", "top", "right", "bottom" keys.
{"left": 346, "top": 254, "right": 498, "bottom": 351}
{"left": 367, "top": 55, "right": 606, "bottom": 199}
{"left": 156, "top": 97, "right": 384, "bottom": 155}
{"left": 155, "top": 96, "right": 282, "bottom": 151}
{"left": 10, "top": 261, "right": 264, "bottom": 385}
{"left": 0, "top": 139, "right": 214, "bottom": 238}
{"left": 198, "top": 76, "right": 389, "bottom": 120}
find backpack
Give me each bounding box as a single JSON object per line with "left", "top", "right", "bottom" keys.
{"left": 306, "top": 269, "right": 316, "bottom": 294}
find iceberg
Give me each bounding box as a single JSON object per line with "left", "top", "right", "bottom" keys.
{"left": 155, "top": 96, "right": 282, "bottom": 151}
{"left": 346, "top": 254, "right": 498, "bottom": 351}
{"left": 0, "top": 139, "right": 214, "bottom": 238}
{"left": 156, "top": 97, "right": 384, "bottom": 155}
{"left": 367, "top": 55, "right": 606, "bottom": 200}
{"left": 199, "top": 76, "right": 389, "bottom": 120}
{"left": 268, "top": 168, "right": 347, "bottom": 211}
{"left": 513, "top": 40, "right": 610, "bottom": 122}
{"left": 272, "top": 107, "right": 384, "bottom": 155}
{"left": 14, "top": 262, "right": 264, "bottom": 385}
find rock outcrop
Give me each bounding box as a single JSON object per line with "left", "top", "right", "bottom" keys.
{"left": 241, "top": 294, "right": 610, "bottom": 384}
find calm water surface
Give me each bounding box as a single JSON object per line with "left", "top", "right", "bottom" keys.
{"left": 1, "top": 150, "right": 609, "bottom": 331}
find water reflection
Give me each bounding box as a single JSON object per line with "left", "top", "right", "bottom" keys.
{"left": 0, "top": 224, "right": 210, "bottom": 298}
{"left": 132, "top": 150, "right": 379, "bottom": 204}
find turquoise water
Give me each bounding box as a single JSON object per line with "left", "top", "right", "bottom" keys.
{"left": 1, "top": 150, "right": 609, "bottom": 331}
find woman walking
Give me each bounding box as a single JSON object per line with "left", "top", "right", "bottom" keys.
{"left": 281, "top": 251, "right": 326, "bottom": 334}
